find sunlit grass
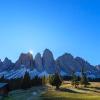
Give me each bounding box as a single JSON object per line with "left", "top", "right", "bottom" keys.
{"left": 41, "top": 90, "right": 100, "bottom": 100}
{"left": 41, "top": 82, "right": 100, "bottom": 100}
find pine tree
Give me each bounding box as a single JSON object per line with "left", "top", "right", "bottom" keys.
{"left": 42, "top": 76, "right": 46, "bottom": 85}
{"left": 21, "top": 72, "right": 31, "bottom": 89}
{"left": 34, "top": 75, "right": 39, "bottom": 86}
{"left": 71, "top": 72, "right": 79, "bottom": 88}
{"left": 80, "top": 67, "right": 90, "bottom": 87}
{"left": 49, "top": 73, "right": 62, "bottom": 90}
{"left": 80, "top": 73, "right": 89, "bottom": 87}
{"left": 31, "top": 75, "right": 42, "bottom": 86}
{"left": 0, "top": 75, "right": 5, "bottom": 82}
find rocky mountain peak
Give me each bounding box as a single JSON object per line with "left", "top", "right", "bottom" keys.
{"left": 61, "top": 53, "right": 74, "bottom": 60}
{"left": 0, "top": 49, "right": 98, "bottom": 78}
{"left": 2, "top": 57, "right": 13, "bottom": 67}
{"left": 15, "top": 52, "right": 34, "bottom": 68}
{"left": 0, "top": 59, "right": 2, "bottom": 63}
{"left": 0, "top": 57, "right": 14, "bottom": 71}
{"left": 43, "top": 49, "right": 57, "bottom": 73}
{"left": 75, "top": 57, "right": 94, "bottom": 71}
{"left": 43, "top": 49, "right": 53, "bottom": 57}
{"left": 3, "top": 57, "right": 11, "bottom": 62}
{"left": 95, "top": 65, "right": 100, "bottom": 71}
{"left": 56, "top": 53, "right": 86, "bottom": 73}
{"left": 0, "top": 59, "right": 2, "bottom": 67}
{"left": 34, "top": 53, "right": 43, "bottom": 72}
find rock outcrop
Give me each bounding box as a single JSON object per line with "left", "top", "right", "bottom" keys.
{"left": 56, "top": 53, "right": 81, "bottom": 74}
{"left": 34, "top": 53, "right": 43, "bottom": 72}
{"left": 15, "top": 52, "right": 34, "bottom": 69}
{"left": 95, "top": 65, "right": 100, "bottom": 71}
{"left": 0, "top": 49, "right": 99, "bottom": 78}
{"left": 0, "top": 57, "right": 14, "bottom": 71}
{"left": 42, "top": 49, "right": 57, "bottom": 74}
{"left": 75, "top": 57, "right": 95, "bottom": 71}
{"left": 0, "top": 59, "right": 2, "bottom": 66}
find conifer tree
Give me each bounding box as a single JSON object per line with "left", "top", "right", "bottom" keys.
{"left": 42, "top": 76, "right": 48, "bottom": 85}
{"left": 71, "top": 72, "right": 79, "bottom": 88}
{"left": 0, "top": 75, "right": 5, "bottom": 82}
{"left": 21, "top": 72, "right": 31, "bottom": 89}
{"left": 34, "top": 75, "right": 39, "bottom": 86}
{"left": 80, "top": 66, "right": 90, "bottom": 87}
{"left": 49, "top": 73, "right": 62, "bottom": 90}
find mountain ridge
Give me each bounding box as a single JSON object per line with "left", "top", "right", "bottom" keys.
{"left": 0, "top": 49, "right": 99, "bottom": 79}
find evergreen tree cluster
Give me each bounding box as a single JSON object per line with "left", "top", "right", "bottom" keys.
{"left": 71, "top": 66, "right": 90, "bottom": 88}
{"left": 80, "top": 72, "right": 90, "bottom": 87}
{"left": 0, "top": 72, "right": 47, "bottom": 91}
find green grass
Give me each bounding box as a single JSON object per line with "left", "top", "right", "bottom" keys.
{"left": 3, "top": 82, "right": 100, "bottom": 100}
{"left": 41, "top": 82, "right": 100, "bottom": 100}
{"left": 41, "top": 90, "right": 100, "bottom": 100}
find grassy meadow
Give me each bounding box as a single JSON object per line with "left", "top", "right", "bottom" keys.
{"left": 3, "top": 82, "right": 100, "bottom": 100}
{"left": 41, "top": 82, "right": 100, "bottom": 100}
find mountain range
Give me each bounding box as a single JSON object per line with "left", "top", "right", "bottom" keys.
{"left": 0, "top": 49, "right": 100, "bottom": 79}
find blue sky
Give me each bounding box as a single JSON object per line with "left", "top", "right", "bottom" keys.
{"left": 0, "top": 0, "right": 100, "bottom": 65}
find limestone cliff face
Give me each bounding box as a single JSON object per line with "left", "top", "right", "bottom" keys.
{"left": 34, "top": 53, "right": 43, "bottom": 72}
{"left": 15, "top": 52, "right": 34, "bottom": 68}
{"left": 95, "top": 65, "right": 100, "bottom": 71}
{"left": 75, "top": 57, "right": 95, "bottom": 71}
{"left": 0, "top": 57, "right": 14, "bottom": 71}
{"left": 0, "top": 49, "right": 99, "bottom": 77}
{"left": 56, "top": 53, "right": 81, "bottom": 74}
{"left": 0, "top": 59, "right": 2, "bottom": 67}
{"left": 42, "top": 49, "right": 57, "bottom": 74}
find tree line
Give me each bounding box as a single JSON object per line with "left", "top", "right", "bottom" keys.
{"left": 0, "top": 67, "right": 99, "bottom": 91}
{"left": 0, "top": 72, "right": 47, "bottom": 90}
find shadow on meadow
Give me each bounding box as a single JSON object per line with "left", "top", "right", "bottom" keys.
{"left": 78, "top": 88, "right": 100, "bottom": 93}
{"left": 58, "top": 88, "right": 80, "bottom": 93}
{"left": 92, "top": 87, "right": 100, "bottom": 90}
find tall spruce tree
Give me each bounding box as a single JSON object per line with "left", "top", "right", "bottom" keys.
{"left": 0, "top": 75, "right": 5, "bottom": 82}
{"left": 71, "top": 72, "right": 79, "bottom": 88}
{"left": 42, "top": 76, "right": 46, "bottom": 85}
{"left": 80, "top": 66, "right": 90, "bottom": 87}
{"left": 21, "top": 72, "right": 31, "bottom": 89}
{"left": 49, "top": 73, "right": 62, "bottom": 90}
